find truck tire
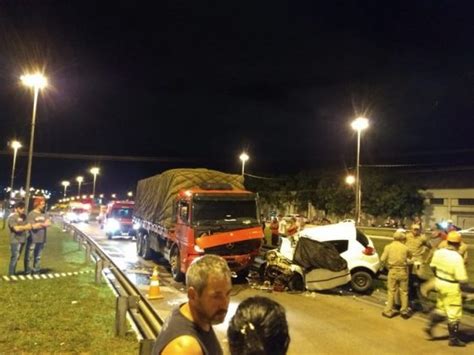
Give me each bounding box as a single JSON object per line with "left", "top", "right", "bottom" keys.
{"left": 350, "top": 270, "right": 373, "bottom": 293}
{"left": 170, "top": 246, "right": 184, "bottom": 282}
{"left": 288, "top": 273, "right": 305, "bottom": 291}
{"left": 141, "top": 233, "right": 153, "bottom": 260}
{"left": 136, "top": 233, "right": 143, "bottom": 256}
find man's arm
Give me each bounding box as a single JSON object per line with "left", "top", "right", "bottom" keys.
{"left": 161, "top": 335, "right": 203, "bottom": 355}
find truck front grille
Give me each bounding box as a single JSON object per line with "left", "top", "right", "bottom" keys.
{"left": 204, "top": 239, "right": 261, "bottom": 256}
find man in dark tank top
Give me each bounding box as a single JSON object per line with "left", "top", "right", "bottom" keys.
{"left": 152, "top": 255, "right": 232, "bottom": 355}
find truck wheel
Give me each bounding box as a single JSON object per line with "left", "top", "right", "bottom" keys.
{"left": 141, "top": 234, "right": 153, "bottom": 260}
{"left": 351, "top": 270, "right": 373, "bottom": 293}
{"left": 136, "top": 233, "right": 143, "bottom": 256}
{"left": 170, "top": 246, "right": 184, "bottom": 282}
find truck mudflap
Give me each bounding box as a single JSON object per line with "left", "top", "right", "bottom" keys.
{"left": 195, "top": 226, "right": 263, "bottom": 249}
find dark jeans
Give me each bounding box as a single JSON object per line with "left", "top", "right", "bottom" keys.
{"left": 24, "top": 240, "right": 45, "bottom": 274}
{"left": 9, "top": 243, "right": 26, "bottom": 275}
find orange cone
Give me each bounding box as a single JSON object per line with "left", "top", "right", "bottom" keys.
{"left": 147, "top": 267, "right": 164, "bottom": 300}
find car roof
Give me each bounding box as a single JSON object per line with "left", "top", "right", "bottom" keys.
{"left": 299, "top": 222, "right": 357, "bottom": 241}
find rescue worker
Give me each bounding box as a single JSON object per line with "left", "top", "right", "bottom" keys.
{"left": 425, "top": 231, "right": 473, "bottom": 347}
{"left": 405, "top": 224, "right": 431, "bottom": 310}
{"left": 269, "top": 217, "right": 280, "bottom": 247}
{"left": 380, "top": 229, "right": 412, "bottom": 319}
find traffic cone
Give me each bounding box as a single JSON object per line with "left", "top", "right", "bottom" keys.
{"left": 147, "top": 267, "right": 164, "bottom": 300}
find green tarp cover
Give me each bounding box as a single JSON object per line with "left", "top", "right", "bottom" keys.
{"left": 134, "top": 168, "right": 244, "bottom": 228}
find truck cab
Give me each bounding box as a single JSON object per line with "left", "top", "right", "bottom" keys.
{"left": 102, "top": 201, "right": 135, "bottom": 239}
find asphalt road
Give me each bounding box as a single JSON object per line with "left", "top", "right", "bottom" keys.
{"left": 75, "top": 221, "right": 474, "bottom": 354}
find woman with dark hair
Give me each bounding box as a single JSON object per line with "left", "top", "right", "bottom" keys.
{"left": 227, "top": 296, "right": 290, "bottom": 355}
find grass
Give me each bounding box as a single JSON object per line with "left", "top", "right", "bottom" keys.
{"left": 0, "top": 222, "right": 139, "bottom": 353}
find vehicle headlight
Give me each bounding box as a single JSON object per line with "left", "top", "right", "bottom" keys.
{"left": 133, "top": 222, "right": 140, "bottom": 230}
{"left": 105, "top": 219, "right": 120, "bottom": 233}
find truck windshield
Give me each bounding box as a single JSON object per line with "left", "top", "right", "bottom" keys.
{"left": 192, "top": 198, "right": 258, "bottom": 225}
{"left": 111, "top": 208, "right": 133, "bottom": 218}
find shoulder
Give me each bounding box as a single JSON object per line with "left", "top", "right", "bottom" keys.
{"left": 161, "top": 335, "right": 203, "bottom": 355}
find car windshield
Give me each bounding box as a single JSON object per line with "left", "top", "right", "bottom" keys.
{"left": 111, "top": 208, "right": 133, "bottom": 218}
{"left": 192, "top": 197, "right": 258, "bottom": 225}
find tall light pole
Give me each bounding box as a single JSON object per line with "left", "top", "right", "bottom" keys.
{"left": 9, "top": 140, "right": 22, "bottom": 197}
{"left": 239, "top": 152, "right": 249, "bottom": 176}
{"left": 351, "top": 117, "right": 369, "bottom": 225}
{"left": 76, "top": 176, "right": 84, "bottom": 197}
{"left": 61, "top": 181, "right": 70, "bottom": 198}
{"left": 90, "top": 167, "right": 100, "bottom": 197}
{"left": 21, "top": 72, "right": 47, "bottom": 211}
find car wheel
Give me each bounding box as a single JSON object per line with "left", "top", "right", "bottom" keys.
{"left": 170, "top": 246, "right": 184, "bottom": 282}
{"left": 351, "top": 270, "right": 373, "bottom": 293}
{"left": 288, "top": 273, "right": 305, "bottom": 291}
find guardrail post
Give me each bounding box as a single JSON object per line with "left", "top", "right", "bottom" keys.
{"left": 115, "top": 295, "right": 139, "bottom": 337}
{"left": 116, "top": 296, "right": 128, "bottom": 336}
{"left": 139, "top": 339, "right": 155, "bottom": 355}
{"left": 95, "top": 259, "right": 104, "bottom": 284}
{"left": 85, "top": 243, "right": 91, "bottom": 263}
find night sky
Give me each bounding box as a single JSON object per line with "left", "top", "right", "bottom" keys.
{"left": 1, "top": 1, "right": 473, "bottom": 198}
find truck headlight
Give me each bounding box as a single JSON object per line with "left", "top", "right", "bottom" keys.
{"left": 105, "top": 219, "right": 120, "bottom": 233}
{"left": 133, "top": 222, "right": 140, "bottom": 230}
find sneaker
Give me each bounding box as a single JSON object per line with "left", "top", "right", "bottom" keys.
{"left": 401, "top": 312, "right": 411, "bottom": 319}
{"left": 382, "top": 312, "right": 395, "bottom": 319}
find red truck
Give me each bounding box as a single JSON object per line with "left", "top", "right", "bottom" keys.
{"left": 101, "top": 200, "right": 135, "bottom": 239}
{"left": 133, "top": 168, "right": 263, "bottom": 281}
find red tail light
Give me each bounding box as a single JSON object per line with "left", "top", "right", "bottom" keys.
{"left": 363, "top": 246, "right": 374, "bottom": 255}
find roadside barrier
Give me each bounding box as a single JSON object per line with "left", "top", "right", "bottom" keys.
{"left": 63, "top": 222, "right": 162, "bottom": 355}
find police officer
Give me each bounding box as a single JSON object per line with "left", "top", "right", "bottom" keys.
{"left": 405, "top": 224, "right": 431, "bottom": 310}
{"left": 425, "top": 231, "right": 471, "bottom": 347}
{"left": 7, "top": 202, "right": 32, "bottom": 275}
{"left": 380, "top": 229, "right": 412, "bottom": 319}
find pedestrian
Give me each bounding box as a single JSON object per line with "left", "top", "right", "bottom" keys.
{"left": 405, "top": 223, "right": 431, "bottom": 310}
{"left": 227, "top": 296, "right": 290, "bottom": 355}
{"left": 24, "top": 199, "right": 51, "bottom": 275}
{"left": 7, "top": 202, "right": 32, "bottom": 276}
{"left": 269, "top": 217, "right": 280, "bottom": 247}
{"left": 380, "top": 229, "right": 412, "bottom": 319}
{"left": 424, "top": 231, "right": 473, "bottom": 347}
{"left": 278, "top": 214, "right": 287, "bottom": 237}
{"left": 152, "top": 254, "right": 232, "bottom": 355}
{"left": 286, "top": 217, "right": 298, "bottom": 237}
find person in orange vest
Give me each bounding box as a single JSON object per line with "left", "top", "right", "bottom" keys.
{"left": 269, "top": 217, "right": 280, "bottom": 246}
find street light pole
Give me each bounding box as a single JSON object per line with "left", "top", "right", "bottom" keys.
{"left": 61, "top": 181, "right": 70, "bottom": 198}
{"left": 76, "top": 176, "right": 84, "bottom": 197}
{"left": 239, "top": 152, "right": 249, "bottom": 176}
{"left": 351, "top": 117, "right": 369, "bottom": 225}
{"left": 9, "top": 140, "right": 22, "bottom": 196}
{"left": 90, "top": 167, "right": 100, "bottom": 197}
{"left": 21, "top": 73, "right": 47, "bottom": 212}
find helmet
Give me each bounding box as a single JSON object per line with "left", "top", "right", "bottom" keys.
{"left": 447, "top": 231, "right": 462, "bottom": 243}
{"left": 393, "top": 229, "right": 406, "bottom": 241}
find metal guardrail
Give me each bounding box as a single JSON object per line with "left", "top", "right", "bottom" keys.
{"left": 63, "top": 222, "right": 163, "bottom": 355}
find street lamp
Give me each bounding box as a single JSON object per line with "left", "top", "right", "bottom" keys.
{"left": 61, "top": 181, "right": 70, "bottom": 198}
{"left": 345, "top": 175, "right": 355, "bottom": 186}
{"left": 90, "top": 167, "right": 100, "bottom": 197}
{"left": 21, "top": 72, "right": 47, "bottom": 211}
{"left": 351, "top": 117, "right": 369, "bottom": 225}
{"left": 76, "top": 176, "right": 84, "bottom": 197}
{"left": 9, "top": 140, "right": 22, "bottom": 197}
{"left": 239, "top": 152, "right": 249, "bottom": 176}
